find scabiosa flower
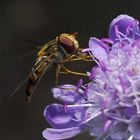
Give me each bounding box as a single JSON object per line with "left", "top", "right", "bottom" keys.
{"left": 43, "top": 14, "right": 140, "bottom": 140}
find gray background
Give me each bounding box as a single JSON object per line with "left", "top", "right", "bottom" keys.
{"left": 0, "top": 0, "right": 139, "bottom": 140}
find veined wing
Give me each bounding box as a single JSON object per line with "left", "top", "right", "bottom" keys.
{"left": 10, "top": 39, "right": 58, "bottom": 101}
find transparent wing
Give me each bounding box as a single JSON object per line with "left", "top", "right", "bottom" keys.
{"left": 9, "top": 40, "right": 58, "bottom": 102}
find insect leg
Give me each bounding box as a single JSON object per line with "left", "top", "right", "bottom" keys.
{"left": 60, "top": 64, "right": 88, "bottom": 76}
{"left": 63, "top": 53, "right": 93, "bottom": 63}
{"left": 55, "top": 64, "right": 61, "bottom": 85}
{"left": 66, "top": 57, "right": 92, "bottom": 62}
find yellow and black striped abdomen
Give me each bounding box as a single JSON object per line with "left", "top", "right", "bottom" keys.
{"left": 25, "top": 58, "right": 49, "bottom": 102}
{"left": 25, "top": 40, "right": 59, "bottom": 102}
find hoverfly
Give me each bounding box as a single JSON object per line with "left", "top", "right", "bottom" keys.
{"left": 11, "top": 33, "right": 92, "bottom": 102}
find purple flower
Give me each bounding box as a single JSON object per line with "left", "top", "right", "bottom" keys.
{"left": 43, "top": 15, "right": 140, "bottom": 140}
{"left": 42, "top": 85, "right": 88, "bottom": 140}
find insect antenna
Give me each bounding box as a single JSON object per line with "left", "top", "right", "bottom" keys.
{"left": 72, "top": 32, "right": 78, "bottom": 38}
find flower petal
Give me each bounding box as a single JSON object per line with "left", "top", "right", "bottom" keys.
{"left": 44, "top": 104, "right": 86, "bottom": 129}
{"left": 129, "top": 116, "right": 140, "bottom": 139}
{"left": 109, "top": 122, "right": 128, "bottom": 140}
{"left": 52, "top": 85, "right": 83, "bottom": 104}
{"left": 42, "top": 126, "right": 84, "bottom": 140}
{"left": 89, "top": 37, "right": 109, "bottom": 60}
{"left": 109, "top": 14, "right": 140, "bottom": 42}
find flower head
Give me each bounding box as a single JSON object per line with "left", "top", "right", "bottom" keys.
{"left": 43, "top": 15, "right": 140, "bottom": 140}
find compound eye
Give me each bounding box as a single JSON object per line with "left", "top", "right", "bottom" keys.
{"left": 58, "top": 34, "right": 77, "bottom": 54}
{"left": 59, "top": 35, "right": 74, "bottom": 47}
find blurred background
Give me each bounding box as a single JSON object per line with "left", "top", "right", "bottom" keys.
{"left": 0, "top": 0, "right": 140, "bottom": 140}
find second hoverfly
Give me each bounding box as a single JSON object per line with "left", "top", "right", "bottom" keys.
{"left": 13, "top": 33, "right": 92, "bottom": 102}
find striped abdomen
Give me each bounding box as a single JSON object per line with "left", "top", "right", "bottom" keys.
{"left": 25, "top": 58, "right": 49, "bottom": 102}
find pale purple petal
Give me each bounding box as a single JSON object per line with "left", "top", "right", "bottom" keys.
{"left": 52, "top": 85, "right": 82, "bottom": 104}
{"left": 129, "top": 116, "right": 140, "bottom": 139}
{"left": 88, "top": 116, "right": 105, "bottom": 137}
{"left": 44, "top": 104, "right": 86, "bottom": 129}
{"left": 124, "top": 107, "right": 136, "bottom": 118}
{"left": 89, "top": 37, "right": 109, "bottom": 60}
{"left": 109, "top": 122, "right": 128, "bottom": 140}
{"left": 42, "top": 126, "right": 84, "bottom": 140}
{"left": 109, "top": 14, "right": 140, "bottom": 42}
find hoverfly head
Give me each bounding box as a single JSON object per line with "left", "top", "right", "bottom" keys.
{"left": 57, "top": 33, "right": 79, "bottom": 54}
